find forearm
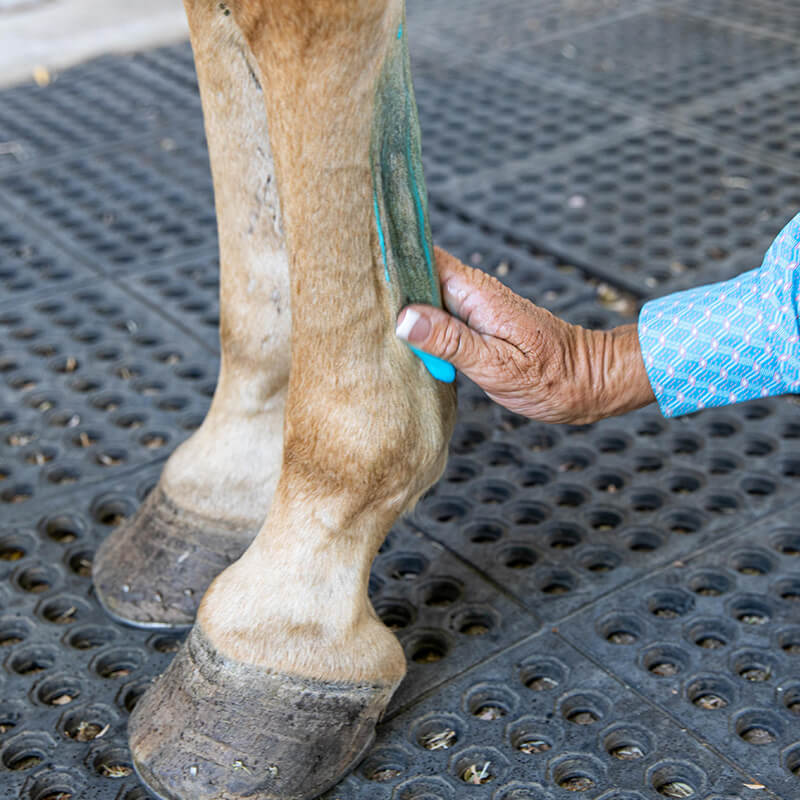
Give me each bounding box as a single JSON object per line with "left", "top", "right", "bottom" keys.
{"left": 567, "top": 323, "right": 655, "bottom": 424}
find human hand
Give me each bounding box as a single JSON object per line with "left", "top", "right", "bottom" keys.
{"left": 396, "top": 247, "right": 654, "bottom": 424}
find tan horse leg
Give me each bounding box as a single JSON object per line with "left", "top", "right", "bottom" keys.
{"left": 93, "top": 4, "right": 289, "bottom": 629}
{"left": 128, "top": 1, "right": 456, "bottom": 798}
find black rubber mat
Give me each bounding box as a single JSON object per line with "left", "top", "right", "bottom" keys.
{"left": 0, "top": 465, "right": 535, "bottom": 800}
{"left": 1, "top": 1, "right": 800, "bottom": 798}
{"left": 442, "top": 126, "right": 800, "bottom": 296}
{"left": 322, "top": 631, "right": 780, "bottom": 799}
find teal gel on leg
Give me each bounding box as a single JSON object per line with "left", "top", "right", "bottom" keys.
{"left": 371, "top": 17, "right": 455, "bottom": 384}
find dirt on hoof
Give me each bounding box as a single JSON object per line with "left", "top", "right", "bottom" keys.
{"left": 128, "top": 625, "right": 398, "bottom": 800}
{"left": 92, "top": 487, "right": 256, "bottom": 630}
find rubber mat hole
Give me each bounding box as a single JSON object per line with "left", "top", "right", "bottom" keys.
{"left": 745, "top": 437, "right": 774, "bottom": 457}
{"left": 707, "top": 420, "right": 737, "bottom": 438}
{"left": 710, "top": 453, "right": 739, "bottom": 474}
{"left": 539, "top": 568, "right": 574, "bottom": 595}
{"left": 668, "top": 473, "right": 702, "bottom": 494}
{"left": 91, "top": 393, "right": 123, "bottom": 412}
{"left": 597, "top": 613, "right": 643, "bottom": 645}
{"left": 672, "top": 435, "right": 701, "bottom": 455}
{"left": 69, "top": 377, "right": 101, "bottom": 394}
{"left": 548, "top": 523, "right": 582, "bottom": 549}
{"left": 779, "top": 629, "right": 800, "bottom": 654}
{"left": 23, "top": 447, "right": 56, "bottom": 465}
{"left": 556, "top": 449, "right": 592, "bottom": 472}
{"left": 422, "top": 579, "right": 462, "bottom": 607}
{"left": 527, "top": 430, "right": 557, "bottom": 451}
{"left": 782, "top": 686, "right": 800, "bottom": 715}
{"left": 93, "top": 747, "right": 133, "bottom": 779}
{"left": 642, "top": 645, "right": 688, "bottom": 677}
{"left": 704, "top": 493, "right": 740, "bottom": 514}
{"left": 2, "top": 483, "right": 32, "bottom": 503}
{"left": 451, "top": 424, "right": 487, "bottom": 454}
{"left": 10, "top": 645, "right": 56, "bottom": 675}
{"left": 687, "top": 676, "right": 733, "bottom": 710}
{"left": 468, "top": 688, "right": 514, "bottom": 720}
{"left": 780, "top": 458, "right": 800, "bottom": 479}
{"left": 445, "top": 459, "right": 479, "bottom": 484}
{"left": 650, "top": 762, "right": 704, "bottom": 798}
{"left": 149, "top": 634, "right": 183, "bottom": 653}
{"left": 786, "top": 745, "right": 800, "bottom": 778}
{"left": 730, "top": 549, "right": 774, "bottom": 576}
{"left": 588, "top": 509, "right": 622, "bottom": 531}
{"left": 776, "top": 578, "right": 800, "bottom": 603}
{"left": 67, "top": 550, "right": 93, "bottom": 578}
{"left": 154, "top": 348, "right": 183, "bottom": 364}
{"left": 95, "top": 447, "right": 126, "bottom": 467}
{"left": 510, "top": 720, "right": 552, "bottom": 754}
{"left": 40, "top": 597, "right": 81, "bottom": 624}
{"left": 688, "top": 570, "right": 732, "bottom": 596}
{"left": 509, "top": 502, "right": 549, "bottom": 525}
{"left": 0, "top": 704, "right": 22, "bottom": 735}
{"left": 580, "top": 548, "right": 620, "bottom": 573}
{"left": 553, "top": 758, "right": 598, "bottom": 792}
{"left": 17, "top": 564, "right": 58, "bottom": 593}
{"left": 648, "top": 590, "right": 694, "bottom": 618}
{"left": 597, "top": 434, "right": 629, "bottom": 454}
{"left": 0, "top": 618, "right": 31, "bottom": 646}
{"left": 63, "top": 708, "right": 111, "bottom": 741}
{"left": 36, "top": 674, "right": 81, "bottom": 706}
{"left": 552, "top": 486, "right": 588, "bottom": 508}
{"left": 485, "top": 443, "right": 522, "bottom": 468}
{"left": 465, "top": 521, "right": 503, "bottom": 544}
{"left": 93, "top": 346, "right": 121, "bottom": 361}
{"left": 474, "top": 481, "right": 514, "bottom": 505}
{"left": 664, "top": 510, "right": 703, "bottom": 535}
{"left": 518, "top": 465, "right": 552, "bottom": 487}
{"left": 92, "top": 496, "right": 134, "bottom": 526}
{"left": 520, "top": 659, "right": 564, "bottom": 692}
{"left": 0, "top": 533, "right": 30, "bottom": 561}
{"left": 735, "top": 651, "right": 777, "bottom": 682}
{"left": 772, "top": 531, "right": 800, "bottom": 557}
{"left": 501, "top": 545, "right": 537, "bottom": 570}
{"left": 1, "top": 732, "right": 51, "bottom": 770}
{"left": 26, "top": 393, "right": 57, "bottom": 413}
{"left": 454, "top": 608, "right": 495, "bottom": 636}
{"left": 455, "top": 757, "right": 496, "bottom": 785}
{"left": 94, "top": 648, "right": 143, "bottom": 679}
{"left": 409, "top": 633, "right": 448, "bottom": 664}
{"left": 120, "top": 683, "right": 148, "bottom": 712}
{"left": 730, "top": 595, "right": 773, "bottom": 625}
{"left": 114, "top": 412, "right": 147, "bottom": 429}
{"left": 51, "top": 356, "right": 80, "bottom": 374}
{"left": 41, "top": 516, "right": 83, "bottom": 544}
{"left": 687, "top": 618, "right": 734, "bottom": 650}
{"left": 48, "top": 411, "right": 81, "bottom": 428}
{"left": 428, "top": 499, "right": 468, "bottom": 524}
{"left": 603, "top": 726, "right": 650, "bottom": 760}
{"left": 71, "top": 430, "right": 101, "bottom": 448}
{"left": 66, "top": 625, "right": 115, "bottom": 650}
{"left": 375, "top": 600, "right": 415, "bottom": 632}
{"left": 741, "top": 476, "right": 777, "bottom": 497}
{"left": 735, "top": 711, "right": 780, "bottom": 745}
{"left": 624, "top": 529, "right": 663, "bottom": 553}
{"left": 634, "top": 454, "right": 663, "bottom": 473}
{"left": 361, "top": 747, "right": 407, "bottom": 781}
{"left": 595, "top": 473, "right": 625, "bottom": 493}
{"left": 561, "top": 692, "right": 607, "bottom": 725}
{"left": 388, "top": 554, "right": 428, "bottom": 581}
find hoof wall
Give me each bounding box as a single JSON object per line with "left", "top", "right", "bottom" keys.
{"left": 93, "top": 488, "right": 255, "bottom": 630}
{"left": 129, "top": 627, "right": 395, "bottom": 800}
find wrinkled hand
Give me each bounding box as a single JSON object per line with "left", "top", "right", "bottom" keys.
{"left": 396, "top": 247, "right": 654, "bottom": 424}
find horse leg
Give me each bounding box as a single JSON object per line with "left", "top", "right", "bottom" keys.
{"left": 128, "top": 0, "right": 456, "bottom": 797}
{"left": 93, "top": 3, "right": 290, "bottom": 630}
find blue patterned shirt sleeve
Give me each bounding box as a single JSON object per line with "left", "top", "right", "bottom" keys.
{"left": 638, "top": 212, "right": 800, "bottom": 418}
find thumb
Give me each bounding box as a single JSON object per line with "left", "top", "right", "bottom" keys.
{"left": 396, "top": 304, "right": 487, "bottom": 376}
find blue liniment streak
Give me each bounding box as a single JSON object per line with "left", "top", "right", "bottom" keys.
{"left": 373, "top": 187, "right": 455, "bottom": 383}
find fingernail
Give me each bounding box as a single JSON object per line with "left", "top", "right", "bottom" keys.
{"left": 396, "top": 308, "right": 430, "bottom": 343}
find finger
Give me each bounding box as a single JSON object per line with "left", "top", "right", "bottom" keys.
{"left": 396, "top": 304, "right": 488, "bottom": 377}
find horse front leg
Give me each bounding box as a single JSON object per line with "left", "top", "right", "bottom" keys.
{"left": 93, "top": 0, "right": 290, "bottom": 629}
{"left": 128, "top": 1, "right": 456, "bottom": 798}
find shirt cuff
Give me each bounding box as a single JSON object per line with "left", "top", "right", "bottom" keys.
{"left": 638, "top": 214, "right": 800, "bottom": 418}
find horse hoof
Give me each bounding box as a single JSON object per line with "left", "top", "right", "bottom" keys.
{"left": 93, "top": 488, "right": 256, "bottom": 630}
{"left": 128, "top": 626, "right": 395, "bottom": 800}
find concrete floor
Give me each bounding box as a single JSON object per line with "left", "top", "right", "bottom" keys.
{"left": 0, "top": 0, "right": 187, "bottom": 88}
